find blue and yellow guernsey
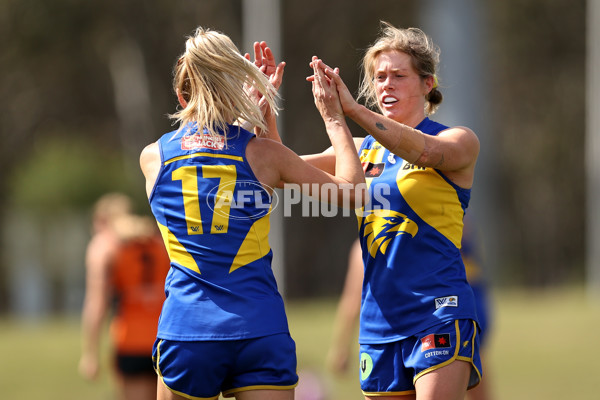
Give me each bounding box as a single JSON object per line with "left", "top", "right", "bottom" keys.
{"left": 149, "top": 124, "right": 289, "bottom": 341}
{"left": 357, "top": 117, "right": 478, "bottom": 344}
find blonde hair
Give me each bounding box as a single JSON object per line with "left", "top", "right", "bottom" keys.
{"left": 358, "top": 22, "right": 442, "bottom": 115}
{"left": 170, "top": 27, "right": 279, "bottom": 138}
{"left": 92, "top": 193, "right": 132, "bottom": 225}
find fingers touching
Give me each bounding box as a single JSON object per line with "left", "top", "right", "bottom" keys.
{"left": 307, "top": 57, "right": 339, "bottom": 83}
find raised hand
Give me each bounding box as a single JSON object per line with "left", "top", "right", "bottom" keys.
{"left": 244, "top": 41, "right": 285, "bottom": 118}
{"left": 253, "top": 41, "right": 285, "bottom": 89}
{"left": 308, "top": 57, "right": 358, "bottom": 117}
{"left": 243, "top": 41, "right": 285, "bottom": 138}
{"left": 310, "top": 57, "right": 344, "bottom": 125}
{"left": 245, "top": 41, "right": 285, "bottom": 91}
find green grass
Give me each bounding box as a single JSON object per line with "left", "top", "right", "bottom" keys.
{"left": 482, "top": 286, "right": 600, "bottom": 399}
{"left": 1, "top": 286, "right": 599, "bottom": 399}
{"left": 0, "top": 318, "right": 113, "bottom": 400}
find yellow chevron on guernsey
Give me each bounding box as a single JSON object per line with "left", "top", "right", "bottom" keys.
{"left": 156, "top": 215, "right": 271, "bottom": 275}
{"left": 229, "top": 214, "right": 271, "bottom": 273}
{"left": 157, "top": 221, "right": 201, "bottom": 274}
{"left": 360, "top": 209, "right": 418, "bottom": 258}
{"left": 396, "top": 162, "right": 464, "bottom": 248}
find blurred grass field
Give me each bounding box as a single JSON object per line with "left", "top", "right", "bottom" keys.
{"left": 1, "top": 285, "right": 599, "bottom": 400}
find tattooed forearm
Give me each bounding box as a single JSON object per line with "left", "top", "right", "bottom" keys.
{"left": 375, "top": 122, "right": 388, "bottom": 131}
{"left": 434, "top": 153, "right": 445, "bottom": 168}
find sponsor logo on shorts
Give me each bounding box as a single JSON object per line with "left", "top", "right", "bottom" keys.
{"left": 424, "top": 349, "right": 451, "bottom": 358}
{"left": 434, "top": 295, "right": 458, "bottom": 309}
{"left": 421, "top": 333, "right": 451, "bottom": 352}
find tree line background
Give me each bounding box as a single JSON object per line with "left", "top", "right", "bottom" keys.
{"left": 0, "top": 0, "right": 587, "bottom": 314}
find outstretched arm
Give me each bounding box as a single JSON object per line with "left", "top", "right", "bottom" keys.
{"left": 313, "top": 59, "right": 479, "bottom": 188}
{"left": 246, "top": 62, "right": 365, "bottom": 207}
{"left": 301, "top": 58, "right": 365, "bottom": 175}
{"left": 308, "top": 58, "right": 364, "bottom": 191}
{"left": 300, "top": 136, "right": 365, "bottom": 176}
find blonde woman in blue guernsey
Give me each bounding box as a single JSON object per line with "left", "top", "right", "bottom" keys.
{"left": 139, "top": 27, "right": 364, "bottom": 400}
{"left": 305, "top": 22, "right": 482, "bottom": 400}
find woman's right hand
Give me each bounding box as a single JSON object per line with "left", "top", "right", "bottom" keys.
{"left": 310, "top": 57, "right": 345, "bottom": 126}
{"left": 309, "top": 58, "right": 359, "bottom": 118}
{"left": 78, "top": 353, "right": 100, "bottom": 381}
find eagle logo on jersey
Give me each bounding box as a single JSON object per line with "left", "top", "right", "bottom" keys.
{"left": 361, "top": 209, "right": 418, "bottom": 257}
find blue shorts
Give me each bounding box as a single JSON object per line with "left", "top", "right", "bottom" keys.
{"left": 359, "top": 319, "right": 482, "bottom": 396}
{"left": 153, "top": 333, "right": 298, "bottom": 399}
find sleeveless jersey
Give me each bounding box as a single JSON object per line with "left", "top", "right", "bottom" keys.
{"left": 110, "top": 236, "right": 170, "bottom": 354}
{"left": 357, "top": 117, "right": 478, "bottom": 344}
{"left": 148, "top": 124, "right": 289, "bottom": 341}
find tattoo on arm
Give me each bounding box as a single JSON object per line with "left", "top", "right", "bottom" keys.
{"left": 434, "top": 154, "right": 445, "bottom": 168}
{"left": 375, "top": 122, "right": 387, "bottom": 131}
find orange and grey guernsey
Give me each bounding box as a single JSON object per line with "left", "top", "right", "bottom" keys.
{"left": 148, "top": 124, "right": 289, "bottom": 340}
{"left": 110, "top": 236, "right": 170, "bottom": 354}
{"left": 357, "top": 117, "right": 479, "bottom": 344}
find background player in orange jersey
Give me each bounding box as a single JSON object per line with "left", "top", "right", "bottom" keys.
{"left": 79, "top": 193, "right": 170, "bottom": 400}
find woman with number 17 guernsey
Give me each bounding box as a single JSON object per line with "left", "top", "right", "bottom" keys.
{"left": 307, "top": 22, "right": 483, "bottom": 398}
{"left": 152, "top": 123, "right": 288, "bottom": 343}
{"left": 140, "top": 27, "right": 365, "bottom": 400}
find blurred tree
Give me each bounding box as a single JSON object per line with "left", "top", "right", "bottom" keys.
{"left": 7, "top": 135, "right": 140, "bottom": 213}
{"left": 490, "top": 0, "right": 586, "bottom": 286}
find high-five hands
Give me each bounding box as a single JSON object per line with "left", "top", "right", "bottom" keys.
{"left": 309, "top": 56, "right": 344, "bottom": 124}
{"left": 307, "top": 57, "right": 357, "bottom": 117}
